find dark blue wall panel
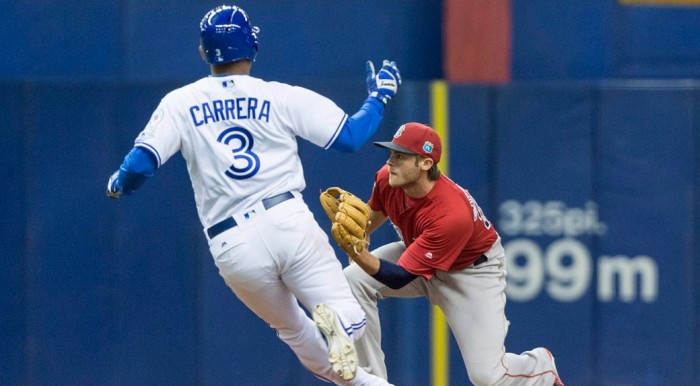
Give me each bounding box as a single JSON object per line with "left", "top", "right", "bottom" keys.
{"left": 0, "top": 3, "right": 123, "bottom": 79}
{"left": 493, "top": 83, "right": 597, "bottom": 386}
{"left": 23, "top": 84, "right": 120, "bottom": 385}
{"left": 511, "top": 1, "right": 615, "bottom": 80}
{"left": 3, "top": 79, "right": 700, "bottom": 385}
{"left": 0, "top": 84, "right": 28, "bottom": 386}
{"left": 205, "top": 1, "right": 443, "bottom": 84}
{"left": 4, "top": 1, "right": 700, "bottom": 84}
{"left": 448, "top": 86, "right": 495, "bottom": 208}
{"left": 1, "top": 1, "right": 442, "bottom": 83}
{"left": 594, "top": 84, "right": 696, "bottom": 385}
{"left": 512, "top": 0, "right": 700, "bottom": 80}
{"left": 613, "top": 4, "right": 700, "bottom": 78}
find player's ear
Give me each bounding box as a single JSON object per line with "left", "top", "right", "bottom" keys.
{"left": 198, "top": 45, "right": 207, "bottom": 62}
{"left": 420, "top": 157, "right": 434, "bottom": 171}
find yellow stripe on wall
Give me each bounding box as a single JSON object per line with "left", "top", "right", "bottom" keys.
{"left": 430, "top": 80, "right": 449, "bottom": 386}
{"left": 431, "top": 81, "right": 449, "bottom": 175}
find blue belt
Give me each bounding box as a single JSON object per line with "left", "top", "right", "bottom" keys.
{"left": 207, "top": 192, "right": 294, "bottom": 239}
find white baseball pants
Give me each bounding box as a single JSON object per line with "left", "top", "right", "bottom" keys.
{"left": 208, "top": 196, "right": 391, "bottom": 386}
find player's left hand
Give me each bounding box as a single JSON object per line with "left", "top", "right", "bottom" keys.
{"left": 366, "top": 60, "right": 402, "bottom": 105}
{"left": 320, "top": 187, "right": 370, "bottom": 257}
{"left": 106, "top": 170, "right": 122, "bottom": 199}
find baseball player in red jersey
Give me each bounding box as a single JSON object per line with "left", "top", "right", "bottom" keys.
{"left": 343, "top": 122, "right": 564, "bottom": 385}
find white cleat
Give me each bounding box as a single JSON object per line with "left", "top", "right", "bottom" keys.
{"left": 313, "top": 304, "right": 358, "bottom": 381}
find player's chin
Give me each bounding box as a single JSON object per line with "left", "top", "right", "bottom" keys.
{"left": 387, "top": 174, "right": 403, "bottom": 188}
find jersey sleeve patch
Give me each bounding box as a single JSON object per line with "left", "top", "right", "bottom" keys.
{"left": 148, "top": 109, "right": 164, "bottom": 128}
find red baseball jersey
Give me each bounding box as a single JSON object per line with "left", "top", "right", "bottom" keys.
{"left": 368, "top": 165, "right": 498, "bottom": 279}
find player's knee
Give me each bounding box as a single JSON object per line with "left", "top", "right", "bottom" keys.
{"left": 343, "top": 264, "right": 374, "bottom": 299}
{"left": 468, "top": 372, "right": 499, "bottom": 386}
{"left": 275, "top": 320, "right": 309, "bottom": 347}
{"left": 467, "top": 364, "right": 505, "bottom": 386}
{"left": 343, "top": 263, "right": 363, "bottom": 287}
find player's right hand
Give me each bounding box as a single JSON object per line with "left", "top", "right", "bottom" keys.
{"left": 106, "top": 170, "right": 122, "bottom": 199}
{"left": 366, "top": 60, "right": 402, "bottom": 105}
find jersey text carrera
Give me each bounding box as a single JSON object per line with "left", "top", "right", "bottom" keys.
{"left": 189, "top": 97, "right": 271, "bottom": 127}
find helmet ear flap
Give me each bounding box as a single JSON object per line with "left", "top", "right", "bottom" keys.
{"left": 199, "top": 5, "right": 259, "bottom": 65}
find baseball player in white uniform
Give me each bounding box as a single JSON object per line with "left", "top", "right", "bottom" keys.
{"left": 106, "top": 5, "right": 401, "bottom": 385}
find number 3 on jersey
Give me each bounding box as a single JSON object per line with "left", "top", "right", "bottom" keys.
{"left": 217, "top": 127, "right": 260, "bottom": 179}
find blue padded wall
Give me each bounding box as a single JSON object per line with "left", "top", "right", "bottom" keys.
{"left": 3, "top": 78, "right": 700, "bottom": 386}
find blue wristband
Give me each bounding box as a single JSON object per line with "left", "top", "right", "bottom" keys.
{"left": 371, "top": 260, "right": 418, "bottom": 289}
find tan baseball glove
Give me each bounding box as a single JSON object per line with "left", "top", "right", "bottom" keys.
{"left": 320, "top": 187, "right": 370, "bottom": 257}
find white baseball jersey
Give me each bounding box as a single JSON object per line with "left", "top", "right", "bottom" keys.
{"left": 133, "top": 74, "right": 348, "bottom": 228}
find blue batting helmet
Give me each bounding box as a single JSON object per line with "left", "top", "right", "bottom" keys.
{"left": 200, "top": 5, "right": 259, "bottom": 64}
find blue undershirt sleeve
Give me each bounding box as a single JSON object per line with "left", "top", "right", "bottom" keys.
{"left": 329, "top": 97, "right": 385, "bottom": 153}
{"left": 117, "top": 147, "right": 158, "bottom": 195}
{"left": 371, "top": 260, "right": 419, "bottom": 289}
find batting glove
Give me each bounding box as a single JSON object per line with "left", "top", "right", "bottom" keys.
{"left": 366, "top": 60, "right": 402, "bottom": 105}
{"left": 106, "top": 170, "right": 122, "bottom": 199}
